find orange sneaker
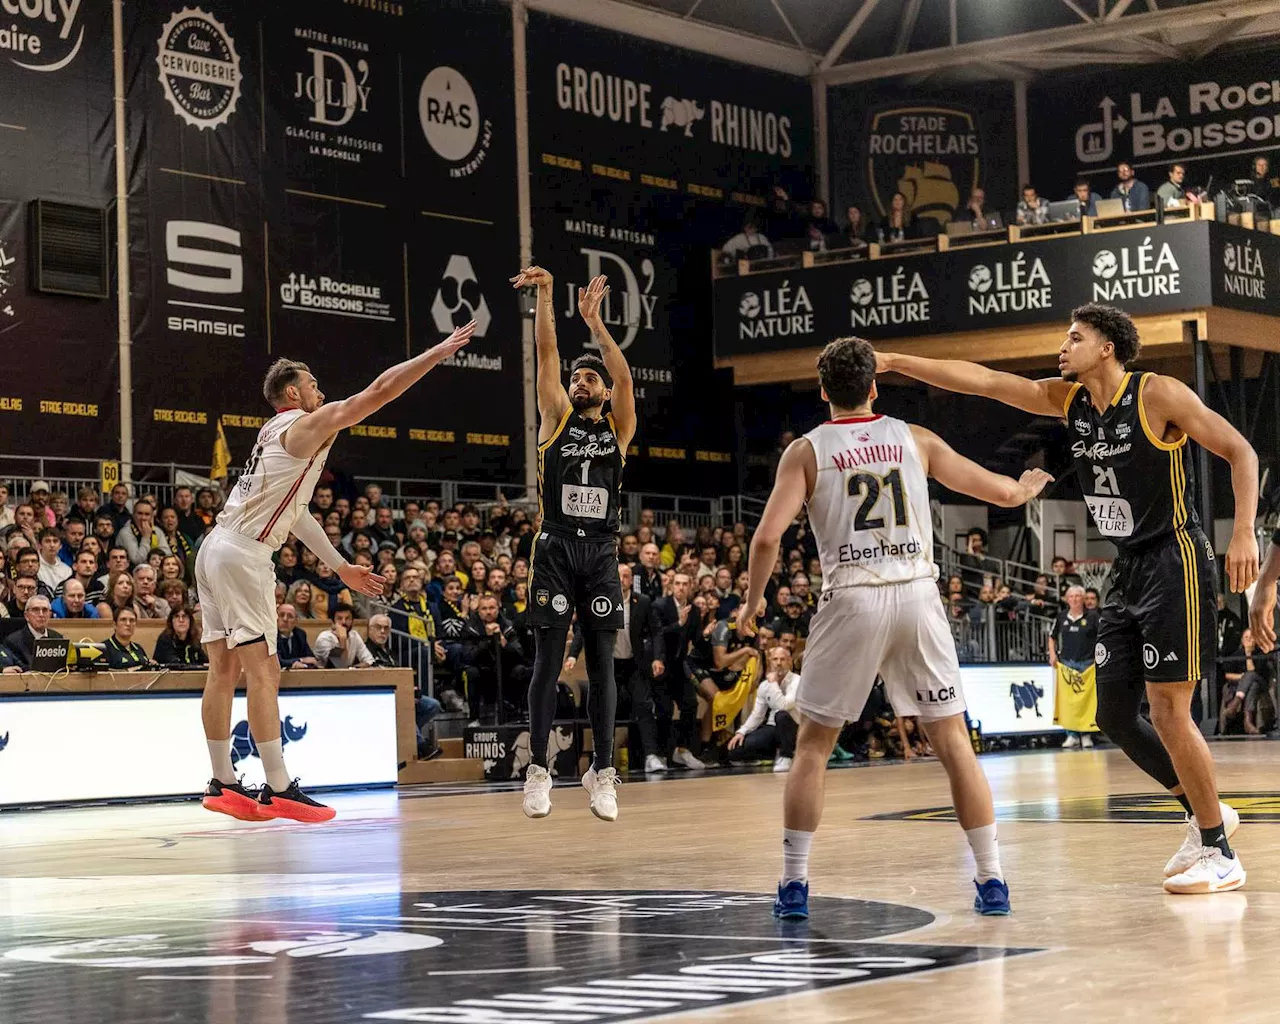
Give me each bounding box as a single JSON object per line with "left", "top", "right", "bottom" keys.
{"left": 202, "top": 778, "right": 268, "bottom": 821}
{"left": 257, "top": 779, "right": 336, "bottom": 823}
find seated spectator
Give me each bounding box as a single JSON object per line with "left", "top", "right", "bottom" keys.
{"left": 877, "top": 191, "right": 918, "bottom": 242}
{"left": 364, "top": 612, "right": 399, "bottom": 668}
{"left": 132, "top": 564, "right": 166, "bottom": 619}
{"left": 1084, "top": 587, "right": 1100, "bottom": 610}
{"left": 2, "top": 575, "right": 38, "bottom": 628}
{"left": 116, "top": 498, "right": 172, "bottom": 567}
{"left": 958, "top": 529, "right": 999, "bottom": 596}
{"left": 1069, "top": 178, "right": 1102, "bottom": 218}
{"left": 1016, "top": 183, "right": 1050, "bottom": 225}
{"left": 962, "top": 185, "right": 990, "bottom": 226}
{"left": 158, "top": 579, "right": 188, "bottom": 615}
{"left": 311, "top": 562, "right": 354, "bottom": 619}
{"left": 721, "top": 215, "right": 774, "bottom": 259}
{"left": 368, "top": 505, "right": 399, "bottom": 549}
{"left": 13, "top": 547, "right": 51, "bottom": 600}
{"left": 806, "top": 199, "right": 838, "bottom": 236}
{"left": 171, "top": 485, "right": 205, "bottom": 544}
{"left": 51, "top": 578, "right": 97, "bottom": 619}
{"left": 1155, "top": 162, "right": 1187, "bottom": 208}
{"left": 158, "top": 506, "right": 195, "bottom": 569}
{"left": 275, "top": 543, "right": 302, "bottom": 586}
{"left": 1220, "top": 629, "right": 1275, "bottom": 735}
{"left": 92, "top": 514, "right": 118, "bottom": 555}
{"left": 1111, "top": 161, "right": 1151, "bottom": 211}
{"left": 96, "top": 570, "right": 136, "bottom": 620}
{"left": 97, "top": 482, "right": 132, "bottom": 534}
{"left": 460, "top": 593, "right": 528, "bottom": 724}
{"left": 92, "top": 545, "right": 129, "bottom": 596}
{"left": 313, "top": 603, "right": 374, "bottom": 668}
{"left": 11, "top": 503, "right": 38, "bottom": 546}
{"left": 727, "top": 645, "right": 800, "bottom": 770}
{"left": 67, "top": 485, "right": 99, "bottom": 527}
{"left": 103, "top": 606, "right": 152, "bottom": 670}
{"left": 36, "top": 528, "right": 72, "bottom": 593}
{"left": 427, "top": 550, "right": 460, "bottom": 602}
{"left": 1026, "top": 574, "right": 1059, "bottom": 617}
{"left": 194, "top": 487, "right": 219, "bottom": 532}
{"left": 775, "top": 593, "right": 812, "bottom": 639}
{"left": 59, "top": 518, "right": 85, "bottom": 566}
{"left": 1250, "top": 154, "right": 1279, "bottom": 208}
{"left": 276, "top": 603, "right": 319, "bottom": 669}
{"left": 0, "top": 483, "right": 13, "bottom": 529}
{"left": 3, "top": 594, "right": 62, "bottom": 668}
{"left": 286, "top": 579, "right": 320, "bottom": 619}
{"left": 764, "top": 185, "right": 803, "bottom": 239}
{"left": 789, "top": 571, "right": 815, "bottom": 609}
{"left": 153, "top": 607, "right": 207, "bottom": 668}
{"left": 159, "top": 553, "right": 187, "bottom": 586}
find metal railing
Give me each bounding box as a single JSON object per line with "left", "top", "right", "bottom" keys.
{"left": 949, "top": 607, "right": 1054, "bottom": 664}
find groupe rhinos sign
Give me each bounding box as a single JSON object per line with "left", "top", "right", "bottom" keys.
{"left": 0, "top": 690, "right": 397, "bottom": 806}
{"left": 712, "top": 220, "right": 1267, "bottom": 357}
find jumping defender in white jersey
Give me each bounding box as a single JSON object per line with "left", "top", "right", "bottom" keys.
{"left": 740, "top": 336, "right": 1052, "bottom": 920}
{"left": 198, "top": 321, "right": 476, "bottom": 823}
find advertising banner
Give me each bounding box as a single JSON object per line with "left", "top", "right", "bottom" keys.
{"left": 960, "top": 664, "right": 1063, "bottom": 737}
{"left": 1028, "top": 51, "right": 1280, "bottom": 200}
{"left": 0, "top": 689, "right": 398, "bottom": 807}
{"left": 714, "top": 222, "right": 1223, "bottom": 358}
{"left": 830, "top": 82, "right": 1019, "bottom": 231}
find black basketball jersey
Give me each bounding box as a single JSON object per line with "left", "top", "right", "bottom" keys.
{"left": 1064, "top": 371, "right": 1198, "bottom": 551}
{"left": 537, "top": 408, "right": 624, "bottom": 540}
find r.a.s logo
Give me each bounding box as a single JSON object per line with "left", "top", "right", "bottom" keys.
{"left": 419, "top": 66, "right": 493, "bottom": 178}
{"left": 862, "top": 105, "right": 981, "bottom": 229}
{"left": 165, "top": 220, "right": 246, "bottom": 338}
{"left": 2, "top": 0, "right": 85, "bottom": 72}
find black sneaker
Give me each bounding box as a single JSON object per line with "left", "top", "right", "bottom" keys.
{"left": 257, "top": 779, "right": 336, "bottom": 823}
{"left": 202, "top": 778, "right": 267, "bottom": 821}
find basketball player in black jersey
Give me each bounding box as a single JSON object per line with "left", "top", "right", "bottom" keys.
{"left": 880, "top": 303, "right": 1259, "bottom": 894}
{"left": 509, "top": 267, "right": 635, "bottom": 821}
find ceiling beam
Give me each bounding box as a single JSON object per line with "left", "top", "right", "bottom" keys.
{"left": 894, "top": 0, "right": 926, "bottom": 54}
{"left": 1124, "top": 33, "right": 1183, "bottom": 59}
{"left": 525, "top": 0, "right": 815, "bottom": 76}
{"left": 1060, "top": 0, "right": 1094, "bottom": 23}
{"left": 1105, "top": 0, "right": 1136, "bottom": 20}
{"left": 820, "top": 0, "right": 1280, "bottom": 84}
{"left": 818, "top": 0, "right": 882, "bottom": 71}
{"left": 1185, "top": 13, "right": 1263, "bottom": 59}
{"left": 768, "top": 0, "right": 807, "bottom": 50}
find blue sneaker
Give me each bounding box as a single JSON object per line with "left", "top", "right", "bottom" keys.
{"left": 773, "top": 880, "right": 809, "bottom": 919}
{"left": 973, "top": 878, "right": 1011, "bottom": 916}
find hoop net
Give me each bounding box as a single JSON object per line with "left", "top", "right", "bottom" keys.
{"left": 1074, "top": 558, "right": 1114, "bottom": 598}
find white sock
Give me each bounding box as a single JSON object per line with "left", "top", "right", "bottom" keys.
{"left": 207, "top": 739, "right": 236, "bottom": 785}
{"left": 965, "top": 823, "right": 1004, "bottom": 883}
{"left": 256, "top": 738, "right": 291, "bottom": 792}
{"left": 782, "top": 828, "right": 814, "bottom": 885}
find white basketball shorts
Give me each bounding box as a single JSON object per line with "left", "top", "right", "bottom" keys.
{"left": 194, "top": 525, "right": 279, "bottom": 650}
{"left": 794, "top": 577, "right": 967, "bottom": 728}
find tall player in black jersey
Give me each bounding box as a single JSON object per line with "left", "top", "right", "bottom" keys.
{"left": 509, "top": 267, "right": 635, "bottom": 822}
{"left": 880, "top": 303, "right": 1259, "bottom": 895}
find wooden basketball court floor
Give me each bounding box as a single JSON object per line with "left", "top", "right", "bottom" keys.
{"left": 4, "top": 744, "right": 1280, "bottom": 1024}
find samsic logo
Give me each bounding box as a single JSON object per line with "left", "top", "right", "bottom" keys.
{"left": 164, "top": 220, "right": 246, "bottom": 338}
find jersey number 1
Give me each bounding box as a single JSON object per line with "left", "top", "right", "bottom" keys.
{"left": 847, "top": 468, "right": 908, "bottom": 530}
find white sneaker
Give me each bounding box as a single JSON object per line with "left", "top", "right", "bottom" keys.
{"left": 1080, "top": 735, "right": 1094, "bottom": 749}
{"left": 671, "top": 748, "right": 706, "bottom": 770}
{"left": 772, "top": 756, "right": 792, "bottom": 773}
{"left": 1163, "top": 847, "right": 1246, "bottom": 894}
{"left": 582, "top": 766, "right": 619, "bottom": 821}
{"left": 644, "top": 754, "right": 668, "bottom": 774}
{"left": 1164, "top": 802, "right": 1240, "bottom": 878}
{"left": 1062, "top": 734, "right": 1080, "bottom": 749}
{"left": 522, "top": 764, "right": 552, "bottom": 819}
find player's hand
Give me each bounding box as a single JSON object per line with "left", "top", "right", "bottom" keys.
{"left": 577, "top": 275, "right": 609, "bottom": 324}
{"left": 339, "top": 563, "right": 387, "bottom": 597}
{"left": 727, "top": 732, "right": 744, "bottom": 751}
{"left": 1250, "top": 584, "right": 1277, "bottom": 652}
{"left": 429, "top": 320, "right": 476, "bottom": 359}
{"left": 563, "top": 656, "right": 577, "bottom": 672}
{"left": 1016, "top": 468, "right": 1054, "bottom": 503}
{"left": 510, "top": 266, "right": 553, "bottom": 291}
{"left": 1226, "top": 529, "right": 1259, "bottom": 593}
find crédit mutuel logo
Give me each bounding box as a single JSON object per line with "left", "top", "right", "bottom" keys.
{"left": 156, "top": 7, "right": 241, "bottom": 131}
{"left": 1, "top": 0, "right": 84, "bottom": 72}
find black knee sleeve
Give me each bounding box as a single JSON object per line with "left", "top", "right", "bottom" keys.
{"left": 582, "top": 629, "right": 618, "bottom": 770}
{"left": 528, "top": 626, "right": 569, "bottom": 767}
{"left": 1095, "top": 663, "right": 1181, "bottom": 790}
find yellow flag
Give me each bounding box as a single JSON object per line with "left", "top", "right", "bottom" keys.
{"left": 211, "top": 417, "right": 232, "bottom": 481}
{"left": 1054, "top": 662, "right": 1099, "bottom": 733}
{"left": 711, "top": 651, "right": 762, "bottom": 735}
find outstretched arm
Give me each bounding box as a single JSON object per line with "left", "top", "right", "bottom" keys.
{"left": 291, "top": 512, "right": 387, "bottom": 598}
{"left": 879, "top": 351, "right": 1073, "bottom": 418}
{"left": 741, "top": 439, "right": 814, "bottom": 638}
{"left": 284, "top": 322, "right": 475, "bottom": 458}
{"left": 578, "top": 276, "right": 636, "bottom": 450}
{"left": 911, "top": 426, "right": 1053, "bottom": 507}
{"left": 511, "top": 266, "right": 571, "bottom": 441}
{"left": 1145, "top": 374, "right": 1259, "bottom": 593}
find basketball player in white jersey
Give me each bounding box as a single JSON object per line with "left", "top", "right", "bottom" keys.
{"left": 198, "top": 321, "right": 476, "bottom": 823}
{"left": 741, "top": 336, "right": 1052, "bottom": 919}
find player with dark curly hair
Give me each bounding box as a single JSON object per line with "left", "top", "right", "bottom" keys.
{"left": 879, "top": 302, "right": 1259, "bottom": 895}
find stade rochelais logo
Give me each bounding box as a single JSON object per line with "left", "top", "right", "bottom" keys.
{"left": 1222, "top": 238, "right": 1266, "bottom": 300}
{"left": 1090, "top": 237, "right": 1181, "bottom": 302}
{"left": 966, "top": 253, "right": 1052, "bottom": 316}
{"left": 849, "top": 266, "right": 930, "bottom": 328}
{"left": 2, "top": 0, "right": 84, "bottom": 72}
{"left": 737, "top": 281, "right": 813, "bottom": 341}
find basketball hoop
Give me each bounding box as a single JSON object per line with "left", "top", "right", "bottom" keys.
{"left": 1074, "top": 558, "right": 1114, "bottom": 600}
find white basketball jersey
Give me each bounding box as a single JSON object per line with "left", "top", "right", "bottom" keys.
{"left": 803, "top": 414, "right": 935, "bottom": 589}
{"left": 217, "top": 409, "right": 332, "bottom": 551}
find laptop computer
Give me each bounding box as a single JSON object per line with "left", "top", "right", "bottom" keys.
{"left": 945, "top": 219, "right": 973, "bottom": 237}
{"left": 32, "top": 637, "right": 70, "bottom": 673}
{"left": 1095, "top": 197, "right": 1125, "bottom": 217}
{"left": 1048, "top": 199, "right": 1081, "bottom": 222}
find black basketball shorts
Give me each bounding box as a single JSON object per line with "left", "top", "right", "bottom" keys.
{"left": 1095, "top": 529, "right": 1218, "bottom": 685}
{"left": 528, "top": 531, "right": 624, "bottom": 630}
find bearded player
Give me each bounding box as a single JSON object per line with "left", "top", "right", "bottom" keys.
{"left": 198, "top": 321, "right": 476, "bottom": 823}
{"left": 881, "top": 303, "right": 1259, "bottom": 893}
{"left": 509, "top": 267, "right": 635, "bottom": 822}
{"left": 741, "top": 336, "right": 1053, "bottom": 919}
